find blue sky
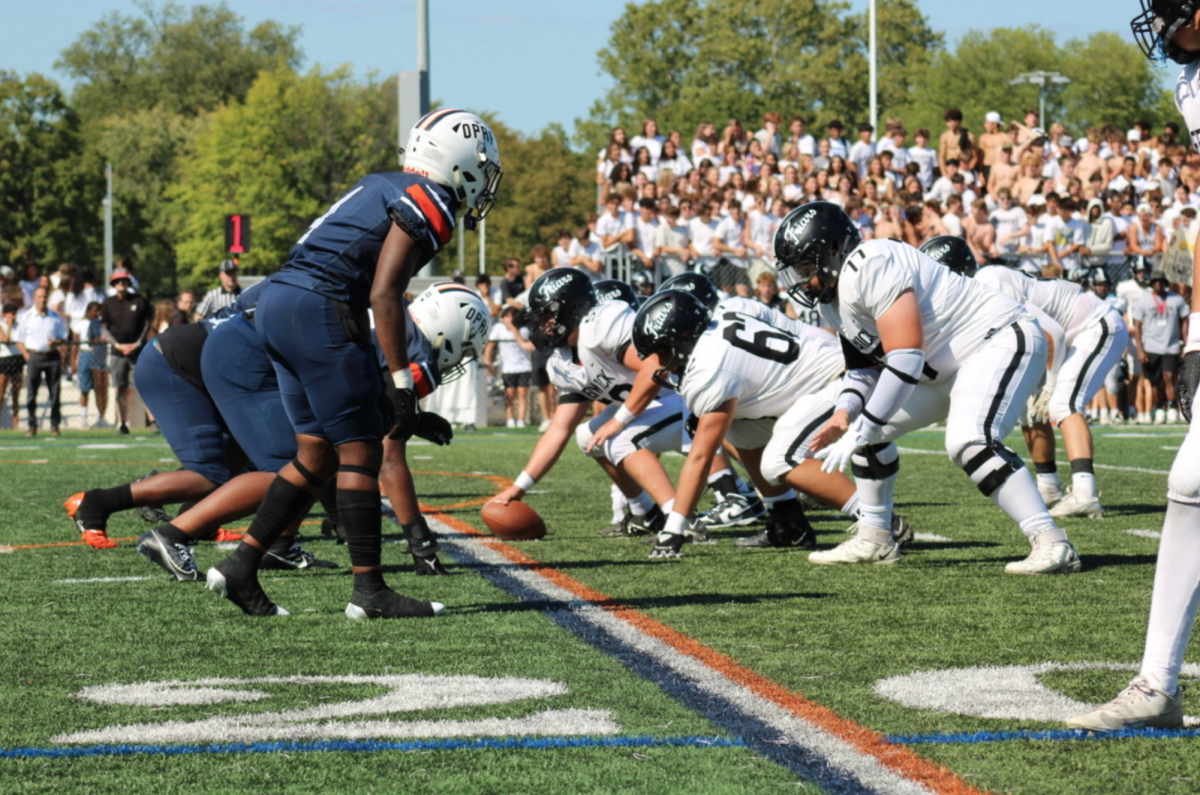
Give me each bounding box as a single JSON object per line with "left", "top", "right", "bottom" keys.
{"left": 2, "top": 1, "right": 1153, "bottom": 136}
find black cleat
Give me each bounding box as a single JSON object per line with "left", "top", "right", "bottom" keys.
{"left": 260, "top": 543, "right": 339, "bottom": 570}
{"left": 345, "top": 586, "right": 444, "bottom": 619}
{"left": 413, "top": 554, "right": 449, "bottom": 576}
{"left": 649, "top": 531, "right": 686, "bottom": 559}
{"left": 133, "top": 470, "right": 174, "bottom": 524}
{"left": 892, "top": 515, "right": 914, "bottom": 548}
{"left": 137, "top": 530, "right": 202, "bottom": 582}
{"left": 206, "top": 561, "right": 288, "bottom": 616}
{"left": 734, "top": 500, "right": 816, "bottom": 549}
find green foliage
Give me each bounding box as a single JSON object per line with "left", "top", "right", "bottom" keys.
{"left": 579, "top": 0, "right": 940, "bottom": 151}
{"left": 0, "top": 72, "right": 100, "bottom": 270}
{"left": 168, "top": 67, "right": 397, "bottom": 289}
{"left": 55, "top": 0, "right": 301, "bottom": 120}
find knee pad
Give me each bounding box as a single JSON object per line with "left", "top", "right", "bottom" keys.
{"left": 850, "top": 442, "right": 898, "bottom": 481}
{"left": 575, "top": 419, "right": 607, "bottom": 460}
{"left": 959, "top": 441, "right": 1023, "bottom": 497}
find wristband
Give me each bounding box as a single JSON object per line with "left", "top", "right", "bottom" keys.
{"left": 392, "top": 368, "right": 414, "bottom": 389}
{"left": 663, "top": 511, "right": 690, "bottom": 536}
{"left": 613, "top": 405, "right": 637, "bottom": 427}
{"left": 514, "top": 471, "right": 536, "bottom": 492}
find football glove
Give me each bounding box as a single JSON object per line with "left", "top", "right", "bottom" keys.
{"left": 1178, "top": 350, "right": 1200, "bottom": 423}
{"left": 413, "top": 411, "right": 453, "bottom": 446}
{"left": 815, "top": 421, "right": 869, "bottom": 474}
{"left": 388, "top": 387, "right": 419, "bottom": 441}
{"left": 1026, "top": 388, "right": 1052, "bottom": 426}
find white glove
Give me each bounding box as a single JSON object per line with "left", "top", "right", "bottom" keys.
{"left": 815, "top": 421, "right": 870, "bottom": 474}
{"left": 1026, "top": 388, "right": 1052, "bottom": 425}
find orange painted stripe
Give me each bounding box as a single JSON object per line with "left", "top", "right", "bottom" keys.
{"left": 406, "top": 184, "right": 452, "bottom": 246}
{"left": 422, "top": 492, "right": 986, "bottom": 795}
{"left": 417, "top": 108, "right": 459, "bottom": 130}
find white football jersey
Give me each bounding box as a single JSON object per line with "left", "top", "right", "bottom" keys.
{"left": 1176, "top": 60, "right": 1200, "bottom": 154}
{"left": 819, "top": 239, "right": 1025, "bottom": 382}
{"left": 717, "top": 295, "right": 817, "bottom": 339}
{"left": 975, "top": 266, "right": 1106, "bottom": 347}
{"left": 571, "top": 300, "right": 639, "bottom": 404}
{"left": 681, "top": 311, "right": 843, "bottom": 419}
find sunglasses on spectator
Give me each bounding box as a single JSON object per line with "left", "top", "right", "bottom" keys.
{"left": 113, "top": 279, "right": 132, "bottom": 285}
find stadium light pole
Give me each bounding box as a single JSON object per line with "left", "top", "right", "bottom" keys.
{"left": 103, "top": 163, "right": 114, "bottom": 285}
{"left": 1008, "top": 71, "right": 1071, "bottom": 127}
{"left": 868, "top": 0, "right": 878, "bottom": 138}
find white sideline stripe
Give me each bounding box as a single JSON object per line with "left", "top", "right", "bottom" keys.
{"left": 53, "top": 576, "right": 156, "bottom": 584}
{"left": 913, "top": 533, "right": 952, "bottom": 543}
{"left": 1125, "top": 529, "right": 1163, "bottom": 539}
{"left": 896, "top": 446, "right": 1170, "bottom": 476}
{"left": 433, "top": 519, "right": 936, "bottom": 795}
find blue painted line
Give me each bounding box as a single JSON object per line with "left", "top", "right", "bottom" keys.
{"left": 0, "top": 735, "right": 745, "bottom": 760}
{"left": 887, "top": 727, "right": 1200, "bottom": 745}
{"left": 434, "top": 529, "right": 886, "bottom": 795}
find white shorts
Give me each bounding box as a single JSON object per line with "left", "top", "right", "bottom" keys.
{"left": 759, "top": 381, "right": 841, "bottom": 484}
{"left": 1169, "top": 409, "right": 1200, "bottom": 504}
{"left": 1049, "top": 308, "right": 1128, "bottom": 422}
{"left": 576, "top": 391, "right": 686, "bottom": 465}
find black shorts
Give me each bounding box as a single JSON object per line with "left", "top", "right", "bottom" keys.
{"left": 1145, "top": 353, "right": 1181, "bottom": 383}
{"left": 530, "top": 349, "right": 552, "bottom": 388}
{"left": 0, "top": 356, "right": 24, "bottom": 378}
{"left": 502, "top": 372, "right": 532, "bottom": 389}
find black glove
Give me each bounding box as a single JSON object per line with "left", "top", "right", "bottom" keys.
{"left": 413, "top": 411, "right": 454, "bottom": 446}
{"left": 388, "top": 387, "right": 419, "bottom": 441}
{"left": 1179, "top": 350, "right": 1200, "bottom": 423}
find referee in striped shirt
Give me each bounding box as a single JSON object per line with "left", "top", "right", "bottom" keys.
{"left": 195, "top": 260, "right": 242, "bottom": 319}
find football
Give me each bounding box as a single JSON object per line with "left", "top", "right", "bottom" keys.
{"left": 480, "top": 499, "right": 547, "bottom": 541}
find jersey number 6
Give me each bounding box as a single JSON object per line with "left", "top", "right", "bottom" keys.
{"left": 721, "top": 317, "right": 799, "bottom": 364}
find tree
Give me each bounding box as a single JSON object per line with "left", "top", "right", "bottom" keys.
{"left": 579, "top": 0, "right": 939, "bottom": 152}
{"left": 168, "top": 67, "right": 398, "bottom": 289}
{"left": 0, "top": 72, "right": 101, "bottom": 270}
{"left": 56, "top": 0, "right": 301, "bottom": 120}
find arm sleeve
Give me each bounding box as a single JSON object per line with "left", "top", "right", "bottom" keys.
{"left": 859, "top": 348, "right": 925, "bottom": 439}
{"left": 835, "top": 368, "right": 880, "bottom": 419}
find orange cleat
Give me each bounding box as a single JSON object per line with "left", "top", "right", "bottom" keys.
{"left": 81, "top": 529, "right": 118, "bottom": 550}
{"left": 64, "top": 492, "right": 85, "bottom": 520}
{"left": 212, "top": 528, "right": 244, "bottom": 543}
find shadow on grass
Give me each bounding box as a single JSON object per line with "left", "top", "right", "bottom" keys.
{"left": 1075, "top": 553, "right": 1158, "bottom": 568}
{"left": 1097, "top": 502, "right": 1169, "bottom": 517}
{"left": 448, "top": 590, "right": 834, "bottom": 615}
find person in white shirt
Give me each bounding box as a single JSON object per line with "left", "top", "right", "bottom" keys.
{"left": 630, "top": 119, "right": 665, "bottom": 165}
{"left": 788, "top": 115, "right": 816, "bottom": 158}
{"left": 824, "top": 120, "right": 849, "bottom": 159}
{"left": 484, "top": 306, "right": 535, "bottom": 428}
{"left": 1045, "top": 197, "right": 1087, "bottom": 278}
{"left": 568, "top": 227, "right": 604, "bottom": 278}
{"left": 990, "top": 189, "right": 1029, "bottom": 255}
{"left": 13, "top": 286, "right": 68, "bottom": 436}
{"left": 596, "top": 194, "right": 634, "bottom": 256}
{"left": 907, "top": 128, "right": 938, "bottom": 191}
{"left": 876, "top": 126, "right": 910, "bottom": 185}
{"left": 772, "top": 201, "right": 1079, "bottom": 574}
{"left": 713, "top": 199, "right": 748, "bottom": 262}
{"left": 688, "top": 201, "right": 720, "bottom": 264}
{"left": 551, "top": 229, "right": 574, "bottom": 270}
{"left": 926, "top": 159, "right": 960, "bottom": 205}
{"left": 847, "top": 123, "right": 876, "bottom": 180}
{"left": 744, "top": 195, "right": 779, "bottom": 266}
{"left": 631, "top": 199, "right": 660, "bottom": 269}
{"left": 653, "top": 204, "right": 692, "bottom": 279}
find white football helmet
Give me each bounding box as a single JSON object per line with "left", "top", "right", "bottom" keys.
{"left": 400, "top": 109, "right": 503, "bottom": 228}
{"left": 409, "top": 282, "right": 492, "bottom": 382}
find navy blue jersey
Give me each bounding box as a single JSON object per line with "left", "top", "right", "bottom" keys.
{"left": 271, "top": 172, "right": 458, "bottom": 305}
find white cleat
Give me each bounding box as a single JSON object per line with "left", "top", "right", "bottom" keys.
{"left": 1037, "top": 483, "right": 1064, "bottom": 507}
{"left": 1049, "top": 491, "right": 1104, "bottom": 519}
{"left": 1004, "top": 541, "right": 1081, "bottom": 575}
{"left": 809, "top": 535, "right": 900, "bottom": 565}
{"left": 1065, "top": 676, "right": 1183, "bottom": 732}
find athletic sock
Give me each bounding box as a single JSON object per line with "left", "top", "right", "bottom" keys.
{"left": 1069, "top": 458, "right": 1097, "bottom": 499}
{"left": 610, "top": 484, "right": 628, "bottom": 522}
{"left": 78, "top": 484, "right": 134, "bottom": 529}
{"left": 990, "top": 468, "right": 1066, "bottom": 544}
{"left": 1034, "top": 462, "right": 1061, "bottom": 491}
{"left": 339, "top": 488, "right": 383, "bottom": 570}
{"left": 239, "top": 475, "right": 313, "bottom": 561}
{"left": 156, "top": 522, "right": 190, "bottom": 545}
{"left": 708, "top": 470, "right": 739, "bottom": 498}
{"left": 628, "top": 491, "right": 653, "bottom": 517}
{"left": 840, "top": 493, "right": 861, "bottom": 518}
{"left": 761, "top": 489, "right": 797, "bottom": 508}
{"left": 1141, "top": 500, "right": 1200, "bottom": 695}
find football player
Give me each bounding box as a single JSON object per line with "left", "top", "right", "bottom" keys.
{"left": 923, "top": 236, "right": 1129, "bottom": 519}
{"left": 206, "top": 109, "right": 501, "bottom": 618}
{"left": 1065, "top": 0, "right": 1200, "bottom": 731}
{"left": 492, "top": 269, "right": 687, "bottom": 540}
{"left": 773, "top": 201, "right": 1080, "bottom": 573}
{"left": 631, "top": 290, "right": 913, "bottom": 559}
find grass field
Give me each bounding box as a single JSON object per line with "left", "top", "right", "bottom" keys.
{"left": 1, "top": 423, "right": 1198, "bottom": 794}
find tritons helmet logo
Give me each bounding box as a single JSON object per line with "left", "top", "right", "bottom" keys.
{"left": 538, "top": 274, "right": 575, "bottom": 301}
{"left": 784, "top": 209, "right": 818, "bottom": 245}
{"left": 644, "top": 306, "right": 673, "bottom": 337}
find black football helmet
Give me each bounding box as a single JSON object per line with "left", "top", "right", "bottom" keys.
{"left": 524, "top": 268, "right": 596, "bottom": 352}
{"left": 659, "top": 272, "right": 720, "bottom": 311}
{"left": 1131, "top": 0, "right": 1199, "bottom": 64}
{"left": 919, "top": 235, "right": 978, "bottom": 278}
{"left": 773, "top": 201, "right": 861, "bottom": 305}
{"left": 630, "top": 268, "right": 655, "bottom": 294}
{"left": 632, "top": 290, "right": 711, "bottom": 387}
{"left": 594, "top": 278, "right": 639, "bottom": 308}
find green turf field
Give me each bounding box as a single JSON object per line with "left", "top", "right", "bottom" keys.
{"left": 1, "top": 424, "right": 1198, "bottom": 794}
